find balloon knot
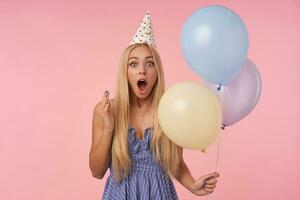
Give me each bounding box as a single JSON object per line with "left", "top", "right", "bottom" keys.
{"left": 221, "top": 124, "right": 226, "bottom": 130}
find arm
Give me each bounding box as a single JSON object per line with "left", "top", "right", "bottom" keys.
{"left": 176, "top": 147, "right": 220, "bottom": 196}
{"left": 176, "top": 147, "right": 196, "bottom": 192}
{"left": 89, "top": 93, "right": 114, "bottom": 179}
{"left": 89, "top": 109, "right": 113, "bottom": 179}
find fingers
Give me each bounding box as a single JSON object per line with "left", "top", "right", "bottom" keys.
{"left": 193, "top": 172, "right": 220, "bottom": 196}
{"left": 94, "top": 90, "right": 113, "bottom": 122}
{"left": 101, "top": 90, "right": 110, "bottom": 107}
{"left": 103, "top": 100, "right": 113, "bottom": 114}
{"left": 202, "top": 172, "right": 219, "bottom": 195}
{"left": 205, "top": 178, "right": 217, "bottom": 184}
{"left": 204, "top": 188, "right": 214, "bottom": 193}
{"left": 204, "top": 182, "right": 216, "bottom": 194}
{"left": 202, "top": 172, "right": 220, "bottom": 181}
{"left": 204, "top": 182, "right": 216, "bottom": 189}
{"left": 103, "top": 99, "right": 111, "bottom": 112}
{"left": 102, "top": 90, "right": 109, "bottom": 101}
{"left": 204, "top": 182, "right": 216, "bottom": 193}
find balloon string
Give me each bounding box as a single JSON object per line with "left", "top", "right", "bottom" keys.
{"left": 206, "top": 128, "right": 223, "bottom": 200}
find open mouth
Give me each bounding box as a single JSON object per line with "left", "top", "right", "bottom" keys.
{"left": 137, "top": 79, "right": 148, "bottom": 93}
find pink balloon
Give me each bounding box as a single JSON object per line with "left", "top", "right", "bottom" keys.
{"left": 205, "top": 58, "right": 262, "bottom": 127}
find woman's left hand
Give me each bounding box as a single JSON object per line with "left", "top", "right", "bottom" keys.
{"left": 190, "top": 172, "right": 220, "bottom": 196}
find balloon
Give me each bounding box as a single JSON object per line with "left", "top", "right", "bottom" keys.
{"left": 205, "top": 58, "right": 262, "bottom": 126}
{"left": 180, "top": 5, "right": 249, "bottom": 84}
{"left": 158, "top": 81, "right": 222, "bottom": 150}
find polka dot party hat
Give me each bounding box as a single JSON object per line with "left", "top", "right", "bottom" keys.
{"left": 130, "top": 11, "right": 156, "bottom": 48}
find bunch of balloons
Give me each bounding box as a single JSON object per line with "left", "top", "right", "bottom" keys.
{"left": 158, "top": 5, "right": 262, "bottom": 150}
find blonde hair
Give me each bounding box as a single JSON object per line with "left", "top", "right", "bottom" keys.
{"left": 112, "top": 43, "right": 180, "bottom": 183}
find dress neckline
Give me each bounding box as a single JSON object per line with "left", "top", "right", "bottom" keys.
{"left": 128, "top": 125, "right": 153, "bottom": 141}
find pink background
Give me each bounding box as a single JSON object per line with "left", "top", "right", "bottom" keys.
{"left": 0, "top": 0, "right": 299, "bottom": 199}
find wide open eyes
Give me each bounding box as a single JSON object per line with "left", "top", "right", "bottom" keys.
{"left": 128, "top": 60, "right": 155, "bottom": 68}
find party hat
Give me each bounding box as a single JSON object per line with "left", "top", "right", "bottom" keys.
{"left": 129, "top": 11, "right": 156, "bottom": 48}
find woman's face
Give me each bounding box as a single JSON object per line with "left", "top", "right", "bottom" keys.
{"left": 127, "top": 45, "right": 158, "bottom": 99}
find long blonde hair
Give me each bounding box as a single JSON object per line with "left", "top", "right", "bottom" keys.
{"left": 112, "top": 43, "right": 180, "bottom": 183}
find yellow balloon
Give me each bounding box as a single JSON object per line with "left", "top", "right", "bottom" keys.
{"left": 158, "top": 81, "right": 222, "bottom": 150}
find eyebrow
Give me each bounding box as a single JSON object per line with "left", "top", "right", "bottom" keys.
{"left": 128, "top": 56, "right": 154, "bottom": 60}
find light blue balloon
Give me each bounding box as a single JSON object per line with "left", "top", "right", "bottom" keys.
{"left": 180, "top": 5, "right": 249, "bottom": 84}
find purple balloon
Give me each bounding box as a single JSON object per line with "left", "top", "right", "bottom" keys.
{"left": 205, "top": 58, "right": 262, "bottom": 127}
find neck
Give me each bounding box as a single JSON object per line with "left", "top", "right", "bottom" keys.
{"left": 130, "top": 95, "right": 153, "bottom": 114}
{"left": 129, "top": 96, "right": 154, "bottom": 128}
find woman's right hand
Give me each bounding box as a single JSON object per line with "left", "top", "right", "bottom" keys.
{"left": 94, "top": 90, "right": 115, "bottom": 132}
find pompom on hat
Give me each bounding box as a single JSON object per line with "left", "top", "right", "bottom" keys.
{"left": 129, "top": 11, "right": 157, "bottom": 48}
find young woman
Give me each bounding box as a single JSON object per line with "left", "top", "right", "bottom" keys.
{"left": 89, "top": 12, "right": 220, "bottom": 200}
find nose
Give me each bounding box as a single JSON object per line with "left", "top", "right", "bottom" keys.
{"left": 138, "top": 65, "right": 146, "bottom": 75}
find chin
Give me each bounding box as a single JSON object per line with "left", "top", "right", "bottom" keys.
{"left": 136, "top": 93, "right": 149, "bottom": 99}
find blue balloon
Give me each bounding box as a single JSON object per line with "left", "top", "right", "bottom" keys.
{"left": 180, "top": 5, "right": 249, "bottom": 84}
